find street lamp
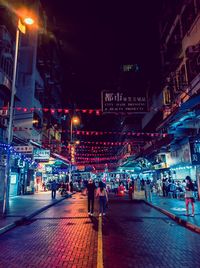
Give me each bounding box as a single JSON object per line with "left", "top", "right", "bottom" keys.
{"left": 70, "top": 116, "right": 80, "bottom": 143}
{"left": 69, "top": 116, "right": 80, "bottom": 190}
{"left": 3, "top": 16, "right": 34, "bottom": 215}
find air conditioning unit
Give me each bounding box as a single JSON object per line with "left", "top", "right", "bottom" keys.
{"left": 0, "top": 109, "right": 8, "bottom": 116}
{"left": 0, "top": 117, "right": 7, "bottom": 127}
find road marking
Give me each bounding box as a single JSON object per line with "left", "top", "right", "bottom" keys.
{"left": 97, "top": 216, "right": 103, "bottom": 268}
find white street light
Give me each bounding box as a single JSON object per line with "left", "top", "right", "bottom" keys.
{"left": 3, "top": 17, "right": 34, "bottom": 215}
{"left": 69, "top": 116, "right": 80, "bottom": 190}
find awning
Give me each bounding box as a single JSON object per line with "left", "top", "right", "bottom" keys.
{"left": 158, "top": 94, "right": 200, "bottom": 130}
{"left": 179, "top": 94, "right": 200, "bottom": 112}
{"left": 52, "top": 153, "right": 70, "bottom": 164}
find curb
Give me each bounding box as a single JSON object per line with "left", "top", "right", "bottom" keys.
{"left": 0, "top": 193, "right": 72, "bottom": 235}
{"left": 144, "top": 200, "right": 200, "bottom": 234}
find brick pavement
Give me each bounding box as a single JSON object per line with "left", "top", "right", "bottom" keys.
{"left": 1, "top": 189, "right": 200, "bottom": 237}
{"left": 0, "top": 192, "right": 200, "bottom": 267}
{"left": 0, "top": 191, "right": 70, "bottom": 234}
{"left": 0, "top": 193, "right": 98, "bottom": 268}
{"left": 103, "top": 195, "right": 200, "bottom": 268}
{"left": 145, "top": 194, "right": 200, "bottom": 233}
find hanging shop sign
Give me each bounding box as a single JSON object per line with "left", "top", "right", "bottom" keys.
{"left": 33, "top": 149, "right": 50, "bottom": 161}
{"left": 101, "top": 91, "right": 148, "bottom": 113}
{"left": 190, "top": 140, "right": 200, "bottom": 165}
{"left": 153, "top": 162, "right": 168, "bottom": 170}
{"left": 169, "top": 143, "right": 191, "bottom": 166}
{"left": 153, "top": 153, "right": 169, "bottom": 169}
{"left": 14, "top": 146, "right": 33, "bottom": 154}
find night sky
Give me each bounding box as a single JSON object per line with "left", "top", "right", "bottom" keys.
{"left": 41, "top": 0, "right": 161, "bottom": 109}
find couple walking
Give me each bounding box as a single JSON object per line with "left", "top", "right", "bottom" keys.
{"left": 86, "top": 179, "right": 108, "bottom": 216}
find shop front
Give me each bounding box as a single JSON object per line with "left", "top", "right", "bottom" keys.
{"left": 168, "top": 141, "right": 195, "bottom": 182}
{"left": 190, "top": 138, "right": 200, "bottom": 199}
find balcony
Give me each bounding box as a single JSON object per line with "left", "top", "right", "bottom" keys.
{"left": 0, "top": 25, "right": 12, "bottom": 46}
{"left": 0, "top": 69, "right": 11, "bottom": 90}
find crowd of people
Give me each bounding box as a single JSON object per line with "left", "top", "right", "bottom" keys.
{"left": 41, "top": 174, "right": 198, "bottom": 217}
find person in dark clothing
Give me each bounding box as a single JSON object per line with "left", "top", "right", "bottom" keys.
{"left": 51, "top": 180, "right": 57, "bottom": 199}
{"left": 70, "top": 181, "right": 73, "bottom": 192}
{"left": 86, "top": 179, "right": 96, "bottom": 216}
{"left": 128, "top": 183, "right": 134, "bottom": 200}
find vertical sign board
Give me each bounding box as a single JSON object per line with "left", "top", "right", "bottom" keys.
{"left": 101, "top": 91, "right": 148, "bottom": 114}
{"left": 190, "top": 141, "right": 200, "bottom": 165}
{"left": 190, "top": 140, "right": 200, "bottom": 199}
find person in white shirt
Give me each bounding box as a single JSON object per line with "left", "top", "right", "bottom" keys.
{"left": 96, "top": 181, "right": 108, "bottom": 216}
{"left": 185, "top": 176, "right": 195, "bottom": 217}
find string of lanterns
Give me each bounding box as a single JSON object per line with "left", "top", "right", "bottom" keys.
{"left": 1, "top": 107, "right": 101, "bottom": 115}
{"left": 16, "top": 139, "right": 145, "bottom": 145}
{"left": 13, "top": 127, "right": 168, "bottom": 137}
{"left": 0, "top": 106, "right": 178, "bottom": 114}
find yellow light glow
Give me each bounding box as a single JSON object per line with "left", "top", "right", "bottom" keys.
{"left": 72, "top": 116, "right": 80, "bottom": 125}
{"left": 32, "top": 119, "right": 39, "bottom": 124}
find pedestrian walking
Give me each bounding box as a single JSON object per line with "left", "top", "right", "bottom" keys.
{"left": 136, "top": 176, "right": 141, "bottom": 192}
{"left": 51, "top": 180, "right": 57, "bottom": 199}
{"left": 70, "top": 181, "right": 73, "bottom": 192}
{"left": 185, "top": 176, "right": 195, "bottom": 216}
{"left": 96, "top": 181, "right": 108, "bottom": 216}
{"left": 86, "top": 179, "right": 96, "bottom": 216}
{"left": 42, "top": 182, "right": 46, "bottom": 192}
{"left": 145, "top": 179, "right": 152, "bottom": 202}
{"left": 128, "top": 183, "right": 134, "bottom": 200}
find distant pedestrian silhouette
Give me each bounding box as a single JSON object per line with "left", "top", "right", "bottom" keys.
{"left": 51, "top": 180, "right": 57, "bottom": 199}
{"left": 86, "top": 179, "right": 96, "bottom": 216}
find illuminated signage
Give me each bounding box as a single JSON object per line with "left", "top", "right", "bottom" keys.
{"left": 33, "top": 149, "right": 50, "bottom": 161}
{"left": 14, "top": 146, "right": 33, "bottom": 154}
{"left": 101, "top": 91, "right": 147, "bottom": 114}
{"left": 153, "top": 162, "right": 168, "bottom": 170}
{"left": 190, "top": 141, "right": 200, "bottom": 165}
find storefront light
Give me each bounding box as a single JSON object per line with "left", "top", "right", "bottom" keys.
{"left": 171, "top": 165, "right": 192, "bottom": 171}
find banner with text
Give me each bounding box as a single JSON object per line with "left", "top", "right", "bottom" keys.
{"left": 101, "top": 91, "right": 148, "bottom": 113}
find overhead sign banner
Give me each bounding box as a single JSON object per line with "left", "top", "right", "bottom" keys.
{"left": 33, "top": 149, "right": 50, "bottom": 161}
{"left": 101, "top": 91, "right": 148, "bottom": 113}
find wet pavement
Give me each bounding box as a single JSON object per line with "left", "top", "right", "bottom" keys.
{"left": 0, "top": 193, "right": 98, "bottom": 268}
{"left": 0, "top": 192, "right": 200, "bottom": 267}
{"left": 146, "top": 194, "right": 200, "bottom": 233}
{"left": 0, "top": 191, "right": 70, "bottom": 232}
{"left": 103, "top": 195, "right": 200, "bottom": 268}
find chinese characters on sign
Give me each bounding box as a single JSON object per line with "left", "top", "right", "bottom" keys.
{"left": 14, "top": 146, "right": 33, "bottom": 154}
{"left": 101, "top": 91, "right": 147, "bottom": 113}
{"left": 33, "top": 149, "right": 50, "bottom": 161}
{"left": 190, "top": 141, "right": 200, "bottom": 164}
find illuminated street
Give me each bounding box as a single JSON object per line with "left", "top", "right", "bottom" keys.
{"left": 0, "top": 193, "right": 200, "bottom": 267}
{"left": 1, "top": 1, "right": 200, "bottom": 267}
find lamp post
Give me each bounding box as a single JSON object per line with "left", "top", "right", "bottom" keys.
{"left": 3, "top": 16, "right": 34, "bottom": 215}
{"left": 69, "top": 116, "right": 80, "bottom": 190}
